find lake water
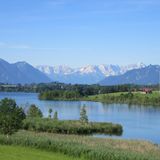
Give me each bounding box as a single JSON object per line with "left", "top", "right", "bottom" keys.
{"left": 0, "top": 92, "right": 160, "bottom": 144}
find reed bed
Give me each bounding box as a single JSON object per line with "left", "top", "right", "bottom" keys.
{"left": 0, "top": 130, "right": 159, "bottom": 160}
{"left": 23, "top": 118, "right": 123, "bottom": 135}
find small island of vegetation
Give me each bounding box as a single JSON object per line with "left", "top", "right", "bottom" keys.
{"left": 23, "top": 118, "right": 122, "bottom": 135}
{"left": 0, "top": 98, "right": 122, "bottom": 136}
{"left": 24, "top": 104, "right": 122, "bottom": 136}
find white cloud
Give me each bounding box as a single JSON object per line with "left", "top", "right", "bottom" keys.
{"left": 0, "top": 42, "right": 31, "bottom": 49}
{"left": 0, "top": 42, "right": 61, "bottom": 51}
{"left": 9, "top": 45, "right": 31, "bottom": 49}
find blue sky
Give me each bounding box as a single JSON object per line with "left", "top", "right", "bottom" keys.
{"left": 0, "top": 0, "right": 160, "bottom": 67}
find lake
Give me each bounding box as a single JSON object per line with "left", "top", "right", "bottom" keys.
{"left": 0, "top": 92, "right": 160, "bottom": 144}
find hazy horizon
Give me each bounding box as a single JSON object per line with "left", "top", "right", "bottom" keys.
{"left": 0, "top": 58, "right": 158, "bottom": 68}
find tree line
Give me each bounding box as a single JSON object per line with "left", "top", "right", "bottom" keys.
{"left": 0, "top": 82, "right": 158, "bottom": 96}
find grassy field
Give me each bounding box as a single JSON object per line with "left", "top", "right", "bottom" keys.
{"left": 39, "top": 90, "right": 160, "bottom": 106}
{"left": 0, "top": 130, "right": 160, "bottom": 160}
{"left": 84, "top": 91, "right": 160, "bottom": 106}
{"left": 0, "top": 145, "right": 84, "bottom": 160}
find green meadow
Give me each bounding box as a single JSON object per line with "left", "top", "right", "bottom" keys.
{"left": 84, "top": 91, "right": 160, "bottom": 106}
{"left": 0, "top": 145, "right": 84, "bottom": 160}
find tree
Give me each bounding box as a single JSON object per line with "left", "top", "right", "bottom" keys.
{"left": 27, "top": 104, "right": 43, "bottom": 118}
{"left": 53, "top": 111, "right": 58, "bottom": 121}
{"left": 80, "top": 105, "right": 88, "bottom": 123}
{"left": 48, "top": 108, "right": 53, "bottom": 118}
{"left": 0, "top": 98, "right": 26, "bottom": 135}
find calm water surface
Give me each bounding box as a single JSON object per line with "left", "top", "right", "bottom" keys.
{"left": 0, "top": 92, "right": 160, "bottom": 144}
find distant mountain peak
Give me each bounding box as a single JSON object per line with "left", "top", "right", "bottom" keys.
{"left": 0, "top": 58, "right": 9, "bottom": 64}
{"left": 36, "top": 63, "right": 146, "bottom": 84}
{"left": 0, "top": 59, "right": 51, "bottom": 84}
{"left": 15, "top": 61, "right": 30, "bottom": 67}
{"left": 100, "top": 65, "right": 160, "bottom": 86}
{"left": 36, "top": 65, "right": 74, "bottom": 75}
{"left": 79, "top": 65, "right": 98, "bottom": 74}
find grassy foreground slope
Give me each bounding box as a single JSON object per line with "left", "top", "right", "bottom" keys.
{"left": 0, "top": 145, "right": 84, "bottom": 160}
{"left": 0, "top": 131, "right": 160, "bottom": 160}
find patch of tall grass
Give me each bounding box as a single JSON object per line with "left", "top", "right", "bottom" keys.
{"left": 0, "top": 131, "right": 159, "bottom": 160}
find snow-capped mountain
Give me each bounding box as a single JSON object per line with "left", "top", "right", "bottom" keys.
{"left": 120, "top": 62, "right": 146, "bottom": 74}
{"left": 1, "top": 58, "right": 157, "bottom": 85}
{"left": 36, "top": 63, "right": 146, "bottom": 84}
{"left": 100, "top": 65, "right": 160, "bottom": 86}
{"left": 37, "top": 65, "right": 74, "bottom": 76}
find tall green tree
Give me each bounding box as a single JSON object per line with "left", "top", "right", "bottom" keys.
{"left": 53, "top": 111, "right": 58, "bottom": 121}
{"left": 80, "top": 105, "right": 88, "bottom": 123}
{"left": 27, "top": 104, "right": 43, "bottom": 118}
{"left": 48, "top": 108, "right": 53, "bottom": 118}
{"left": 0, "top": 98, "right": 26, "bottom": 135}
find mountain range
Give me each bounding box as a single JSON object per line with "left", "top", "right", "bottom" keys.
{"left": 36, "top": 63, "right": 145, "bottom": 84}
{"left": 0, "top": 58, "right": 159, "bottom": 85}
{"left": 100, "top": 65, "right": 160, "bottom": 86}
